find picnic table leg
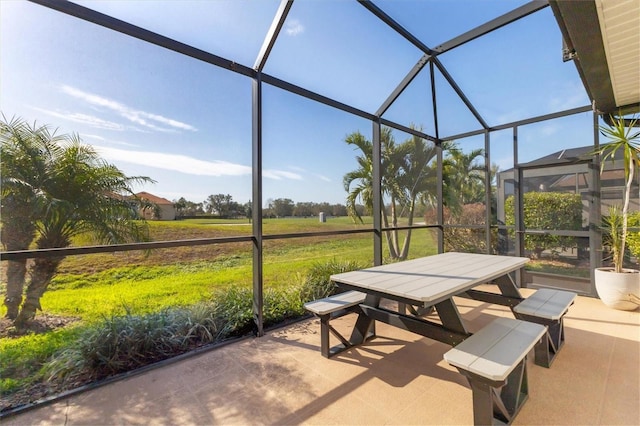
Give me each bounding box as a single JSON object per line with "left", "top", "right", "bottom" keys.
{"left": 349, "top": 294, "right": 379, "bottom": 344}
{"left": 434, "top": 299, "right": 468, "bottom": 335}
{"left": 494, "top": 273, "right": 523, "bottom": 299}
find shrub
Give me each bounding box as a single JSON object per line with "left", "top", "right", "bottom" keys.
{"left": 264, "top": 286, "right": 307, "bottom": 327}
{"left": 42, "top": 269, "right": 339, "bottom": 388}
{"left": 44, "top": 305, "right": 224, "bottom": 386}
{"left": 505, "top": 192, "right": 583, "bottom": 259}
{"left": 625, "top": 210, "right": 640, "bottom": 263}
{"left": 210, "top": 286, "right": 254, "bottom": 337}
{"left": 424, "top": 203, "right": 497, "bottom": 253}
{"left": 35, "top": 259, "right": 365, "bottom": 400}
{"left": 298, "top": 258, "right": 365, "bottom": 302}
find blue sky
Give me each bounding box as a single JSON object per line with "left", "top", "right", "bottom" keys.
{"left": 1, "top": 0, "right": 593, "bottom": 207}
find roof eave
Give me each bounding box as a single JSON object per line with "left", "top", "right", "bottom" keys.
{"left": 549, "top": 0, "right": 616, "bottom": 114}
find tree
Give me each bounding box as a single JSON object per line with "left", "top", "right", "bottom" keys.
{"left": 174, "top": 197, "right": 204, "bottom": 216}
{"left": 270, "top": 198, "right": 294, "bottom": 217}
{"left": 343, "top": 127, "right": 438, "bottom": 260}
{"left": 442, "top": 144, "right": 485, "bottom": 214}
{"left": 205, "top": 193, "right": 234, "bottom": 217}
{"left": 343, "top": 129, "right": 401, "bottom": 255}
{"left": 244, "top": 201, "right": 252, "bottom": 222}
{"left": 294, "top": 202, "right": 314, "bottom": 217}
{"left": 1, "top": 116, "right": 155, "bottom": 326}
{"left": 392, "top": 133, "right": 439, "bottom": 259}
{"left": 1, "top": 117, "right": 59, "bottom": 318}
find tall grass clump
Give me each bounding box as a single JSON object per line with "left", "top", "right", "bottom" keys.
{"left": 264, "top": 286, "right": 307, "bottom": 327}
{"left": 17, "top": 259, "right": 365, "bottom": 405}
{"left": 43, "top": 281, "right": 312, "bottom": 388}
{"left": 43, "top": 304, "right": 224, "bottom": 387}
{"left": 208, "top": 285, "right": 309, "bottom": 334}
{"left": 298, "top": 258, "right": 366, "bottom": 302}
{"left": 209, "top": 286, "right": 253, "bottom": 337}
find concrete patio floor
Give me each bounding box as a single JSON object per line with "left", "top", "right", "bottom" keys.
{"left": 4, "top": 287, "right": 639, "bottom": 425}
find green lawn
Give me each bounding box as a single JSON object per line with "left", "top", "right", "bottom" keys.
{"left": 0, "top": 218, "right": 436, "bottom": 408}
{"left": 19, "top": 217, "right": 434, "bottom": 322}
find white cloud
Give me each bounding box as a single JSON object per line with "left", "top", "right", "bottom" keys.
{"left": 94, "top": 145, "right": 301, "bottom": 180}
{"left": 96, "top": 146, "right": 248, "bottom": 176}
{"left": 83, "top": 135, "right": 138, "bottom": 147}
{"left": 263, "top": 169, "right": 303, "bottom": 180}
{"left": 285, "top": 19, "right": 304, "bottom": 36}
{"left": 60, "top": 85, "right": 197, "bottom": 132}
{"left": 81, "top": 134, "right": 106, "bottom": 141}
{"left": 32, "top": 107, "right": 126, "bottom": 131}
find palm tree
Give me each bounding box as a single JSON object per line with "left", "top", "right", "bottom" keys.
{"left": 394, "top": 134, "right": 438, "bottom": 259}
{"left": 343, "top": 127, "right": 438, "bottom": 260}
{"left": 442, "top": 145, "right": 485, "bottom": 214}
{"left": 343, "top": 131, "right": 375, "bottom": 221}
{"left": 0, "top": 117, "right": 63, "bottom": 319}
{"left": 343, "top": 128, "right": 401, "bottom": 258}
{"left": 19, "top": 139, "right": 155, "bottom": 325}
{"left": 1, "top": 116, "right": 155, "bottom": 326}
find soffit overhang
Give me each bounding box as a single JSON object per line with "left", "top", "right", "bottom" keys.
{"left": 549, "top": 0, "right": 640, "bottom": 117}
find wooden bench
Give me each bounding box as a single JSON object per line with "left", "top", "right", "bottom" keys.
{"left": 444, "top": 317, "right": 547, "bottom": 425}
{"left": 304, "top": 291, "right": 374, "bottom": 358}
{"left": 513, "top": 288, "right": 576, "bottom": 367}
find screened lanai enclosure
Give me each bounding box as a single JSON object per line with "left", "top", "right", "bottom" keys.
{"left": 1, "top": 0, "right": 639, "bottom": 339}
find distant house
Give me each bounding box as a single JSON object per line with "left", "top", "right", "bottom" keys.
{"left": 496, "top": 144, "right": 639, "bottom": 227}
{"left": 135, "top": 191, "right": 176, "bottom": 221}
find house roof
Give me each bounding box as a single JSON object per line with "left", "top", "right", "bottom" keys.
{"left": 135, "top": 191, "right": 173, "bottom": 205}
{"left": 518, "top": 145, "right": 594, "bottom": 168}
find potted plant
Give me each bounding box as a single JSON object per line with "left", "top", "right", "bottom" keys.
{"left": 593, "top": 114, "right": 640, "bottom": 311}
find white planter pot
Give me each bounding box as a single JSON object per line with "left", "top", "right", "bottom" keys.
{"left": 594, "top": 267, "right": 640, "bottom": 311}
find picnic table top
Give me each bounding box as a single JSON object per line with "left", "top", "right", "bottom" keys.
{"left": 330, "top": 252, "right": 529, "bottom": 305}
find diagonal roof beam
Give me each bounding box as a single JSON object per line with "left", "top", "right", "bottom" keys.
{"left": 360, "top": 0, "right": 488, "bottom": 129}
{"left": 357, "top": 0, "right": 435, "bottom": 55}
{"left": 365, "top": 0, "right": 550, "bottom": 132}
{"left": 427, "top": 1, "right": 551, "bottom": 130}
{"left": 261, "top": 74, "right": 377, "bottom": 121}
{"left": 432, "top": 57, "right": 489, "bottom": 130}
{"left": 432, "top": 0, "right": 549, "bottom": 54}
{"left": 376, "top": 54, "right": 430, "bottom": 117}
{"left": 28, "top": 0, "right": 256, "bottom": 78}
{"left": 254, "top": 0, "right": 294, "bottom": 72}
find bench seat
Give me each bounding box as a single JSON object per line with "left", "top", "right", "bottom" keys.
{"left": 304, "top": 290, "right": 366, "bottom": 316}
{"left": 513, "top": 288, "right": 576, "bottom": 367}
{"left": 304, "top": 291, "right": 373, "bottom": 358}
{"left": 444, "top": 317, "right": 546, "bottom": 425}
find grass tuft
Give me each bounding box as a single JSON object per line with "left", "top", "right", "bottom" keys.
{"left": 299, "top": 258, "right": 366, "bottom": 302}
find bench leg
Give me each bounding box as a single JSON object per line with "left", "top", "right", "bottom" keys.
{"left": 533, "top": 332, "right": 553, "bottom": 368}
{"left": 531, "top": 318, "right": 565, "bottom": 367}
{"left": 319, "top": 312, "right": 376, "bottom": 358}
{"left": 458, "top": 358, "right": 530, "bottom": 425}
{"left": 319, "top": 315, "right": 331, "bottom": 358}
{"left": 469, "top": 380, "right": 495, "bottom": 425}
{"left": 515, "top": 314, "right": 566, "bottom": 368}
{"left": 548, "top": 317, "right": 565, "bottom": 351}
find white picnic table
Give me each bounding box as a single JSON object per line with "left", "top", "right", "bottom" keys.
{"left": 330, "top": 252, "right": 530, "bottom": 346}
